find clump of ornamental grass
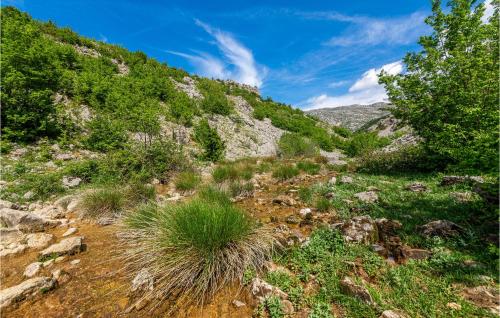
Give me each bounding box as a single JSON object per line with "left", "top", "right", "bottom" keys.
{"left": 121, "top": 188, "right": 277, "bottom": 309}
{"left": 272, "top": 164, "right": 299, "bottom": 181}
{"left": 79, "top": 187, "right": 126, "bottom": 218}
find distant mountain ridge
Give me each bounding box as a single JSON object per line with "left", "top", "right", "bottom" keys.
{"left": 306, "top": 102, "right": 392, "bottom": 131}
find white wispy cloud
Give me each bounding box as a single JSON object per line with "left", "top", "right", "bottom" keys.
{"left": 170, "top": 20, "right": 265, "bottom": 88}
{"left": 325, "top": 12, "right": 428, "bottom": 47}
{"left": 481, "top": 0, "right": 495, "bottom": 23}
{"left": 328, "top": 80, "right": 350, "bottom": 88}
{"left": 304, "top": 61, "right": 402, "bottom": 109}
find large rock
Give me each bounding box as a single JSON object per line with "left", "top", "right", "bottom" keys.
{"left": 25, "top": 233, "right": 54, "bottom": 249}
{"left": 32, "top": 205, "right": 65, "bottom": 219}
{"left": 461, "top": 285, "right": 500, "bottom": 315}
{"left": 40, "top": 236, "right": 84, "bottom": 259}
{"left": 354, "top": 191, "right": 378, "bottom": 203}
{"left": 339, "top": 277, "right": 374, "bottom": 305}
{"left": 0, "top": 277, "right": 55, "bottom": 309}
{"left": 0, "top": 228, "right": 24, "bottom": 245}
{"left": 375, "top": 218, "right": 402, "bottom": 240}
{"left": 62, "top": 176, "right": 82, "bottom": 188}
{"left": 24, "top": 262, "right": 42, "bottom": 278}
{"left": 335, "top": 216, "right": 378, "bottom": 244}
{"left": 419, "top": 220, "right": 464, "bottom": 238}
{"left": 0, "top": 208, "right": 60, "bottom": 232}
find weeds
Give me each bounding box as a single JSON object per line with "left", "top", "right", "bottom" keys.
{"left": 272, "top": 164, "right": 299, "bottom": 181}
{"left": 297, "top": 161, "right": 321, "bottom": 175}
{"left": 175, "top": 171, "right": 201, "bottom": 191}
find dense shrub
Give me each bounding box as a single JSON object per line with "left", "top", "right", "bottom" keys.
{"left": 332, "top": 125, "right": 352, "bottom": 138}
{"left": 197, "top": 79, "right": 232, "bottom": 115}
{"left": 168, "top": 92, "right": 196, "bottom": 125}
{"left": 343, "top": 132, "right": 390, "bottom": 157}
{"left": 278, "top": 133, "right": 319, "bottom": 158}
{"left": 122, "top": 192, "right": 275, "bottom": 306}
{"left": 193, "top": 119, "right": 225, "bottom": 162}
{"left": 84, "top": 116, "right": 128, "bottom": 152}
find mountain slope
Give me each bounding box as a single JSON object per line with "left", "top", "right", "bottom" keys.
{"left": 306, "top": 102, "right": 392, "bottom": 131}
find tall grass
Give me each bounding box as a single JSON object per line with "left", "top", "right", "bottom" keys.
{"left": 272, "top": 164, "right": 299, "bottom": 181}
{"left": 122, "top": 189, "right": 276, "bottom": 307}
{"left": 278, "top": 133, "right": 319, "bottom": 158}
{"left": 174, "top": 171, "right": 201, "bottom": 191}
{"left": 80, "top": 188, "right": 126, "bottom": 218}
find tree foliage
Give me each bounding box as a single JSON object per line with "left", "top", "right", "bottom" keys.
{"left": 193, "top": 119, "right": 225, "bottom": 162}
{"left": 379, "top": 0, "right": 499, "bottom": 172}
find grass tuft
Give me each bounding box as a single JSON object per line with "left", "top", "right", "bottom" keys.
{"left": 80, "top": 187, "right": 125, "bottom": 218}
{"left": 174, "top": 171, "right": 201, "bottom": 191}
{"left": 272, "top": 164, "right": 299, "bottom": 181}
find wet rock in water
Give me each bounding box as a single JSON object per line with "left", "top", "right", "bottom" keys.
{"left": 24, "top": 262, "right": 42, "bottom": 278}
{"left": 25, "top": 233, "right": 54, "bottom": 249}
{"left": 334, "top": 216, "right": 378, "bottom": 244}
{"left": 0, "top": 208, "right": 60, "bottom": 232}
{"left": 62, "top": 176, "right": 82, "bottom": 188}
{"left": 440, "top": 175, "right": 484, "bottom": 186}
{"left": 339, "top": 277, "right": 374, "bottom": 305}
{"left": 232, "top": 300, "right": 246, "bottom": 308}
{"left": 299, "top": 208, "right": 312, "bottom": 218}
{"left": 40, "top": 236, "right": 84, "bottom": 258}
{"left": 272, "top": 195, "right": 297, "bottom": 206}
{"left": 461, "top": 285, "right": 500, "bottom": 314}
{"left": 340, "top": 176, "right": 353, "bottom": 184}
{"left": 403, "top": 248, "right": 432, "bottom": 260}
{"left": 0, "top": 277, "right": 56, "bottom": 309}
{"left": 62, "top": 227, "right": 78, "bottom": 237}
{"left": 250, "top": 278, "right": 288, "bottom": 302}
{"left": 131, "top": 268, "right": 154, "bottom": 293}
{"left": 405, "top": 182, "right": 427, "bottom": 192}
{"left": 418, "top": 220, "right": 464, "bottom": 238}
{"left": 354, "top": 191, "right": 378, "bottom": 203}
{"left": 380, "top": 310, "right": 407, "bottom": 318}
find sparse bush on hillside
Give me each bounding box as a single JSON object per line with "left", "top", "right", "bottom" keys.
{"left": 193, "top": 119, "right": 225, "bottom": 162}
{"left": 278, "top": 133, "right": 319, "bottom": 158}
{"left": 272, "top": 164, "right": 299, "bottom": 181}
{"left": 197, "top": 78, "right": 232, "bottom": 115}
{"left": 122, "top": 192, "right": 275, "bottom": 306}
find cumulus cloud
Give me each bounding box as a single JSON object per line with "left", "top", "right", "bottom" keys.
{"left": 324, "top": 12, "right": 428, "bottom": 47}
{"left": 170, "top": 20, "right": 265, "bottom": 88}
{"left": 304, "top": 61, "right": 402, "bottom": 109}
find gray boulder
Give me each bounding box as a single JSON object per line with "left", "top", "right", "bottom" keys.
{"left": 0, "top": 277, "right": 55, "bottom": 309}
{"left": 40, "top": 236, "right": 84, "bottom": 259}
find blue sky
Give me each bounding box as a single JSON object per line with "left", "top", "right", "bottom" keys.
{"left": 4, "top": 0, "right": 493, "bottom": 109}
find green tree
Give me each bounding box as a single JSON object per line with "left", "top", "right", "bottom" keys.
{"left": 379, "top": 0, "right": 499, "bottom": 172}
{"left": 193, "top": 119, "right": 225, "bottom": 162}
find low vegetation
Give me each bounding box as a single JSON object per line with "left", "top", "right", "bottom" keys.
{"left": 272, "top": 164, "right": 299, "bottom": 181}
{"left": 123, "top": 189, "right": 276, "bottom": 306}
{"left": 174, "top": 171, "right": 201, "bottom": 191}
{"left": 80, "top": 187, "right": 126, "bottom": 218}
{"left": 278, "top": 133, "right": 319, "bottom": 158}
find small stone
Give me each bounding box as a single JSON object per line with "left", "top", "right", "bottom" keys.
{"left": 25, "top": 233, "right": 54, "bottom": 249}
{"left": 286, "top": 215, "right": 301, "bottom": 224}
{"left": 43, "top": 259, "right": 54, "bottom": 268}
{"left": 273, "top": 195, "right": 297, "bottom": 206}
{"left": 70, "top": 259, "right": 80, "bottom": 265}
{"left": 62, "top": 227, "right": 77, "bottom": 237}
{"left": 131, "top": 268, "right": 154, "bottom": 292}
{"left": 405, "top": 182, "right": 427, "bottom": 192}
{"left": 328, "top": 177, "right": 337, "bottom": 185}
{"left": 0, "top": 277, "right": 55, "bottom": 309}
{"left": 232, "top": 300, "right": 246, "bottom": 308}
{"left": 419, "top": 220, "right": 463, "bottom": 238}
{"left": 250, "top": 278, "right": 287, "bottom": 302}
{"left": 282, "top": 299, "right": 295, "bottom": 315}
{"left": 340, "top": 176, "right": 353, "bottom": 184}
{"left": 40, "top": 236, "right": 84, "bottom": 258}
{"left": 55, "top": 256, "right": 66, "bottom": 263}
{"left": 299, "top": 208, "right": 312, "bottom": 218}
{"left": 23, "top": 191, "right": 35, "bottom": 200}
{"left": 62, "top": 176, "right": 82, "bottom": 188}
{"left": 340, "top": 277, "right": 374, "bottom": 305}
{"left": 446, "top": 302, "right": 462, "bottom": 310}
{"left": 404, "top": 248, "right": 432, "bottom": 260}
{"left": 24, "top": 262, "right": 42, "bottom": 278}
{"left": 354, "top": 191, "right": 378, "bottom": 203}
{"left": 380, "top": 310, "right": 406, "bottom": 318}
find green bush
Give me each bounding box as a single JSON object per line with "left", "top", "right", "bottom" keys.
{"left": 169, "top": 92, "right": 196, "bottom": 125}
{"left": 175, "top": 171, "right": 201, "bottom": 191}
{"left": 193, "top": 119, "right": 225, "bottom": 162}
{"left": 197, "top": 79, "right": 232, "bottom": 115}
{"left": 84, "top": 116, "right": 128, "bottom": 152}
{"left": 123, "top": 195, "right": 275, "bottom": 305}
{"left": 80, "top": 187, "right": 125, "bottom": 218}
{"left": 272, "top": 164, "right": 299, "bottom": 181}
{"left": 212, "top": 165, "right": 239, "bottom": 183}
{"left": 278, "top": 133, "right": 319, "bottom": 158}
{"left": 315, "top": 197, "right": 332, "bottom": 212}
{"left": 297, "top": 161, "right": 321, "bottom": 175}
{"left": 344, "top": 132, "right": 390, "bottom": 157}
{"left": 332, "top": 125, "right": 352, "bottom": 138}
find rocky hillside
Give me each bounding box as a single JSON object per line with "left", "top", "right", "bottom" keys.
{"left": 306, "top": 102, "right": 392, "bottom": 131}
